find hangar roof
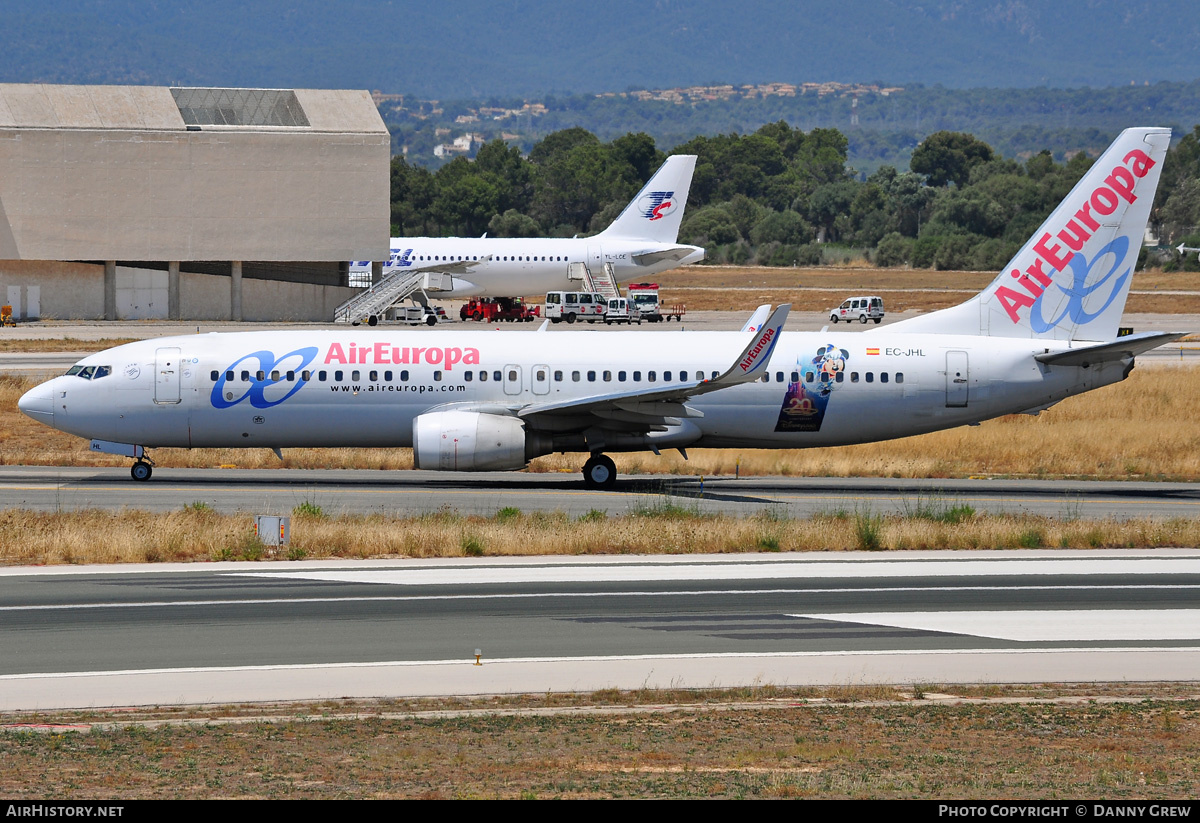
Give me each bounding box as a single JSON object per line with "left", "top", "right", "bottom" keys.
{"left": 0, "top": 84, "right": 385, "bottom": 133}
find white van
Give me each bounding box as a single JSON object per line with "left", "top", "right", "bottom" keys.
{"left": 604, "top": 297, "right": 643, "bottom": 325}
{"left": 545, "top": 291, "right": 607, "bottom": 323}
{"left": 829, "top": 296, "right": 885, "bottom": 324}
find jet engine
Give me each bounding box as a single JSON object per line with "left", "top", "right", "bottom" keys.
{"left": 413, "top": 410, "right": 540, "bottom": 471}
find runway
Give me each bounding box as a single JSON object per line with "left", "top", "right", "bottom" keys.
{"left": 1, "top": 551, "right": 1197, "bottom": 710}
{"left": 1, "top": 466, "right": 1199, "bottom": 519}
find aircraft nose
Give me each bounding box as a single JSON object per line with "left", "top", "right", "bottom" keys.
{"left": 17, "top": 382, "right": 55, "bottom": 427}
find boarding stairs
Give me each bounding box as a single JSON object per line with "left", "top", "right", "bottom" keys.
{"left": 568, "top": 261, "right": 621, "bottom": 300}
{"left": 333, "top": 270, "right": 452, "bottom": 324}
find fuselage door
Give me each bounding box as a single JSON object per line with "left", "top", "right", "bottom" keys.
{"left": 503, "top": 364, "right": 522, "bottom": 396}
{"left": 587, "top": 245, "right": 603, "bottom": 272}
{"left": 154, "top": 347, "right": 181, "bottom": 405}
{"left": 532, "top": 364, "right": 550, "bottom": 396}
{"left": 945, "top": 350, "right": 969, "bottom": 408}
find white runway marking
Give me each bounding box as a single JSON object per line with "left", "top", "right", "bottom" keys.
{"left": 801, "top": 610, "right": 1200, "bottom": 641}
{"left": 235, "top": 557, "right": 1200, "bottom": 587}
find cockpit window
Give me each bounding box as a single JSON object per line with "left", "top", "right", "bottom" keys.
{"left": 65, "top": 365, "right": 112, "bottom": 380}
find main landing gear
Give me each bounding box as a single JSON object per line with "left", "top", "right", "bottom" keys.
{"left": 582, "top": 453, "right": 617, "bottom": 490}
{"left": 130, "top": 455, "right": 155, "bottom": 481}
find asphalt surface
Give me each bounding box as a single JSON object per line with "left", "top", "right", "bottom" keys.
{"left": 1, "top": 551, "right": 1197, "bottom": 709}
{"left": 3, "top": 467, "right": 1200, "bottom": 520}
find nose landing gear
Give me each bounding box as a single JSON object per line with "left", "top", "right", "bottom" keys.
{"left": 130, "top": 455, "right": 155, "bottom": 481}
{"left": 581, "top": 453, "right": 617, "bottom": 490}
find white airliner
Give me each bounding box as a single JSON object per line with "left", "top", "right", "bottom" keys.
{"left": 347, "top": 154, "right": 704, "bottom": 297}
{"left": 19, "top": 128, "right": 1183, "bottom": 489}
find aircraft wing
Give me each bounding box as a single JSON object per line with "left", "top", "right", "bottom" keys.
{"left": 630, "top": 246, "right": 700, "bottom": 266}
{"left": 398, "top": 256, "right": 491, "bottom": 276}
{"left": 1033, "top": 332, "right": 1188, "bottom": 367}
{"left": 518, "top": 304, "right": 789, "bottom": 428}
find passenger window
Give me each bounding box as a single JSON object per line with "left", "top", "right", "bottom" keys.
{"left": 401, "top": 370, "right": 409, "bottom": 381}
{"left": 351, "top": 371, "right": 360, "bottom": 381}
{"left": 507, "top": 370, "right": 517, "bottom": 382}
{"left": 384, "top": 371, "right": 392, "bottom": 381}
{"left": 465, "top": 371, "right": 473, "bottom": 382}
{"left": 536, "top": 369, "right": 546, "bottom": 381}
{"left": 805, "top": 372, "right": 814, "bottom": 382}
{"left": 603, "top": 370, "right": 612, "bottom": 382}
{"left": 896, "top": 373, "right": 904, "bottom": 383}
{"left": 369, "top": 370, "right": 378, "bottom": 382}
{"left": 572, "top": 371, "right": 581, "bottom": 382}
{"left": 760, "top": 374, "right": 769, "bottom": 383}
{"left": 435, "top": 371, "right": 443, "bottom": 381}
{"left": 881, "top": 373, "right": 889, "bottom": 384}
{"left": 286, "top": 371, "right": 295, "bottom": 381}
{"left": 479, "top": 370, "right": 488, "bottom": 382}
{"left": 664, "top": 370, "right": 672, "bottom": 381}
{"left": 318, "top": 371, "right": 326, "bottom": 381}
{"left": 554, "top": 370, "right": 563, "bottom": 381}
{"left": 866, "top": 372, "right": 874, "bottom": 383}
{"left": 648, "top": 371, "right": 656, "bottom": 382}
{"left": 835, "top": 372, "right": 844, "bottom": 383}
{"left": 493, "top": 371, "right": 502, "bottom": 381}
{"left": 618, "top": 371, "right": 626, "bottom": 381}
{"left": 271, "top": 370, "right": 280, "bottom": 382}
{"left": 256, "top": 370, "right": 265, "bottom": 381}
{"left": 210, "top": 370, "right": 219, "bottom": 381}
{"left": 335, "top": 370, "right": 344, "bottom": 381}
{"left": 851, "top": 372, "right": 859, "bottom": 383}
{"left": 226, "top": 370, "right": 235, "bottom": 381}
{"left": 776, "top": 372, "right": 784, "bottom": 382}
{"left": 586, "top": 370, "right": 596, "bottom": 382}
{"left": 241, "top": 370, "right": 251, "bottom": 382}
{"left": 791, "top": 371, "right": 799, "bottom": 383}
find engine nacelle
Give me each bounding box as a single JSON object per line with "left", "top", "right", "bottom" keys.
{"left": 412, "top": 410, "right": 529, "bottom": 471}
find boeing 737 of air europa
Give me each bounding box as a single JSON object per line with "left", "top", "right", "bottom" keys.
{"left": 18, "top": 128, "right": 1183, "bottom": 489}
{"left": 346, "top": 154, "right": 704, "bottom": 298}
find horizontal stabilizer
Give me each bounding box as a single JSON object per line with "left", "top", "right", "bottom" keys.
{"left": 631, "top": 246, "right": 701, "bottom": 266}
{"left": 1034, "top": 332, "right": 1187, "bottom": 367}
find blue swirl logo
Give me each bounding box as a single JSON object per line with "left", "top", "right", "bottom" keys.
{"left": 210, "top": 347, "right": 319, "bottom": 409}
{"left": 1030, "top": 237, "right": 1131, "bottom": 333}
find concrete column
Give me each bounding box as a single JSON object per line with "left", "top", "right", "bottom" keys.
{"left": 371, "top": 260, "right": 383, "bottom": 285}
{"left": 168, "top": 261, "right": 180, "bottom": 320}
{"left": 103, "top": 261, "right": 117, "bottom": 321}
{"left": 230, "top": 261, "right": 243, "bottom": 322}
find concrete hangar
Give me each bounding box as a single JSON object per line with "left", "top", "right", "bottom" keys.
{"left": 0, "top": 84, "right": 390, "bottom": 321}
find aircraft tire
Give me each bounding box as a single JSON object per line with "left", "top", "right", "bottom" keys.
{"left": 131, "top": 461, "right": 152, "bottom": 482}
{"left": 582, "top": 454, "right": 617, "bottom": 490}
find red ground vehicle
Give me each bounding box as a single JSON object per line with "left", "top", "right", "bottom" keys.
{"left": 460, "top": 296, "right": 540, "bottom": 322}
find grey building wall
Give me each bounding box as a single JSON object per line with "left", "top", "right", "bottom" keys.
{"left": 0, "top": 85, "right": 390, "bottom": 263}
{"left": 0, "top": 261, "right": 356, "bottom": 321}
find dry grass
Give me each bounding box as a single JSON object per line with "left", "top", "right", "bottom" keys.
{"left": 5, "top": 365, "right": 1200, "bottom": 480}
{"left": 3, "top": 505, "right": 1199, "bottom": 565}
{"left": 2, "top": 687, "right": 1198, "bottom": 798}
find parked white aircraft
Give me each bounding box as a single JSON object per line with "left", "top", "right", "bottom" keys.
{"left": 347, "top": 154, "right": 704, "bottom": 297}
{"left": 19, "top": 128, "right": 1182, "bottom": 489}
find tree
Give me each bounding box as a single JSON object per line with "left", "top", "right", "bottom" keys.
{"left": 911, "top": 131, "right": 995, "bottom": 187}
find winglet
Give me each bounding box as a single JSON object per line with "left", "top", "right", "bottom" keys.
{"left": 740, "top": 304, "right": 771, "bottom": 334}
{"left": 714, "top": 304, "right": 790, "bottom": 385}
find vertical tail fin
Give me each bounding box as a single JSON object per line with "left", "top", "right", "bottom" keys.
{"left": 886, "top": 127, "right": 1171, "bottom": 342}
{"left": 598, "top": 154, "right": 697, "bottom": 243}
